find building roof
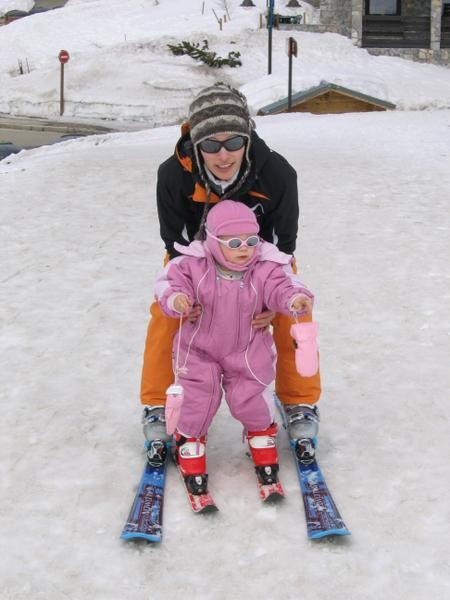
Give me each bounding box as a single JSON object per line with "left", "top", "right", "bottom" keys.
{"left": 258, "top": 81, "right": 396, "bottom": 114}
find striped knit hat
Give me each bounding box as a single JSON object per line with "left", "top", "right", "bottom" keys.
{"left": 189, "top": 83, "right": 255, "bottom": 239}
{"left": 189, "top": 82, "right": 253, "bottom": 148}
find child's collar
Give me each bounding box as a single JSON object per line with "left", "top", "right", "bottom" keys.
{"left": 215, "top": 263, "right": 245, "bottom": 280}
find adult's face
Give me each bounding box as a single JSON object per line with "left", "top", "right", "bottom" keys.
{"left": 199, "top": 133, "right": 246, "bottom": 181}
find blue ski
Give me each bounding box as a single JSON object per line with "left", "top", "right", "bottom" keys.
{"left": 120, "top": 439, "right": 168, "bottom": 542}
{"left": 276, "top": 398, "right": 350, "bottom": 540}
{"left": 289, "top": 438, "right": 350, "bottom": 539}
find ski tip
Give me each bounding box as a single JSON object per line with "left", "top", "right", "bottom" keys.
{"left": 260, "top": 488, "right": 285, "bottom": 503}
{"left": 196, "top": 502, "right": 219, "bottom": 514}
{"left": 258, "top": 480, "right": 285, "bottom": 503}
{"left": 262, "top": 492, "right": 285, "bottom": 503}
{"left": 189, "top": 494, "right": 219, "bottom": 513}
{"left": 176, "top": 464, "right": 219, "bottom": 513}
{"left": 309, "top": 528, "right": 351, "bottom": 540}
{"left": 120, "top": 531, "right": 162, "bottom": 543}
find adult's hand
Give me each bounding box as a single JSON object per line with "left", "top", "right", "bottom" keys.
{"left": 252, "top": 310, "right": 276, "bottom": 330}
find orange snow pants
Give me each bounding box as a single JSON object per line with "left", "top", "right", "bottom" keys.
{"left": 140, "top": 304, "right": 321, "bottom": 408}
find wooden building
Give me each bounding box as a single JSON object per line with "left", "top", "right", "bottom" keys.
{"left": 257, "top": 82, "right": 396, "bottom": 116}
{"left": 285, "top": 1, "right": 450, "bottom": 65}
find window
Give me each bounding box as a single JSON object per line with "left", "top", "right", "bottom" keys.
{"left": 366, "top": 0, "right": 401, "bottom": 15}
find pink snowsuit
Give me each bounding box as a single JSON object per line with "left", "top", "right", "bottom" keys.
{"left": 154, "top": 241, "right": 313, "bottom": 438}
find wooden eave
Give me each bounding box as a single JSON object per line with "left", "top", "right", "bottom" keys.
{"left": 258, "top": 82, "right": 396, "bottom": 114}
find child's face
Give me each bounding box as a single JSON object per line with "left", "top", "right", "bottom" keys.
{"left": 219, "top": 233, "right": 257, "bottom": 266}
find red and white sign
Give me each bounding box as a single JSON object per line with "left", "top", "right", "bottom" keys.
{"left": 58, "top": 50, "right": 70, "bottom": 64}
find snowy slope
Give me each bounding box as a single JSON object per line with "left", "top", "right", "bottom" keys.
{"left": 1, "top": 110, "right": 450, "bottom": 600}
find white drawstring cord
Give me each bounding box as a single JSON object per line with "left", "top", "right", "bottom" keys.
{"left": 173, "top": 313, "right": 184, "bottom": 383}
{"left": 244, "top": 280, "right": 272, "bottom": 387}
{"left": 175, "top": 265, "right": 280, "bottom": 388}
{"left": 177, "top": 266, "right": 209, "bottom": 375}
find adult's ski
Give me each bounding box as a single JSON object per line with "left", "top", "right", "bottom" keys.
{"left": 120, "top": 439, "right": 168, "bottom": 542}
{"left": 289, "top": 437, "right": 350, "bottom": 539}
{"left": 276, "top": 398, "right": 350, "bottom": 539}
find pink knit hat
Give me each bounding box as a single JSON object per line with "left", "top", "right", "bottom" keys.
{"left": 206, "top": 200, "right": 259, "bottom": 235}
{"left": 205, "top": 200, "right": 260, "bottom": 271}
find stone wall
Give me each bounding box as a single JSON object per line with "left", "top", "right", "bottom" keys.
{"left": 282, "top": 23, "right": 328, "bottom": 32}
{"left": 319, "top": 0, "right": 353, "bottom": 36}
{"left": 301, "top": 1, "right": 449, "bottom": 65}
{"left": 34, "top": 0, "right": 67, "bottom": 7}
{"left": 366, "top": 47, "right": 450, "bottom": 65}
{"left": 351, "top": 0, "right": 363, "bottom": 44}
{"left": 430, "top": 0, "right": 443, "bottom": 50}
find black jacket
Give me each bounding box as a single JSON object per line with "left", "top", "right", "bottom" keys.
{"left": 156, "top": 129, "right": 299, "bottom": 259}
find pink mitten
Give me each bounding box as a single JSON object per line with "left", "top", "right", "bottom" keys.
{"left": 290, "top": 322, "right": 319, "bottom": 377}
{"left": 165, "top": 384, "right": 184, "bottom": 435}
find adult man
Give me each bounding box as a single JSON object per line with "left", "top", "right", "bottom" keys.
{"left": 141, "top": 82, "right": 321, "bottom": 444}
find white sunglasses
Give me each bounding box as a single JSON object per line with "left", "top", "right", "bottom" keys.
{"left": 206, "top": 230, "right": 260, "bottom": 249}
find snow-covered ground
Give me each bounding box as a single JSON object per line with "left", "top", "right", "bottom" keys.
{"left": 1, "top": 2, "right": 450, "bottom": 600}
{"left": 2, "top": 112, "right": 450, "bottom": 600}
{"left": 1, "top": 0, "right": 450, "bottom": 127}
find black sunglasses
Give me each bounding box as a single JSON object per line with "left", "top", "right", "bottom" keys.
{"left": 198, "top": 135, "right": 246, "bottom": 154}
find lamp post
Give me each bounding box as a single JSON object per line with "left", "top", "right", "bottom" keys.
{"left": 268, "top": 0, "right": 275, "bottom": 74}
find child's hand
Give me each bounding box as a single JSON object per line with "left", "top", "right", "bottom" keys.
{"left": 291, "top": 294, "right": 312, "bottom": 315}
{"left": 173, "top": 293, "right": 192, "bottom": 314}
{"left": 186, "top": 304, "right": 202, "bottom": 322}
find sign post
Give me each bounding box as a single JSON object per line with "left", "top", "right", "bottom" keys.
{"left": 268, "top": 0, "right": 274, "bottom": 75}
{"left": 58, "top": 49, "right": 70, "bottom": 116}
{"left": 286, "top": 37, "right": 298, "bottom": 112}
